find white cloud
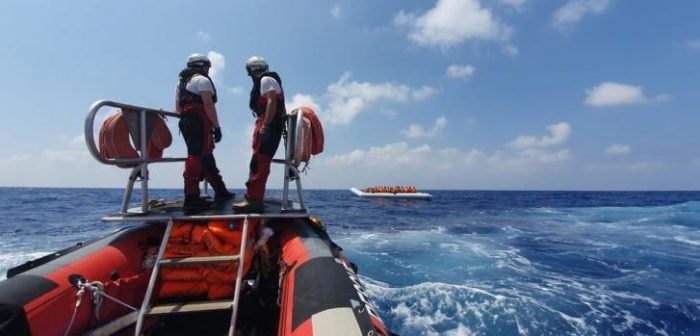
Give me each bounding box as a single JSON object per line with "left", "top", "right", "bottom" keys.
{"left": 412, "top": 86, "right": 438, "bottom": 100}
{"left": 505, "top": 122, "right": 572, "bottom": 164}
{"left": 606, "top": 144, "right": 631, "bottom": 155}
{"left": 205, "top": 51, "right": 243, "bottom": 95}
{"left": 317, "top": 136, "right": 571, "bottom": 188}
{"left": 70, "top": 134, "right": 84, "bottom": 146}
{"left": 499, "top": 0, "right": 527, "bottom": 10}
{"left": 517, "top": 148, "right": 571, "bottom": 163}
{"left": 401, "top": 117, "right": 447, "bottom": 139}
{"left": 584, "top": 82, "right": 668, "bottom": 107}
{"left": 584, "top": 161, "right": 665, "bottom": 174}
{"left": 287, "top": 94, "right": 321, "bottom": 112}
{"left": 502, "top": 44, "right": 519, "bottom": 56}
{"left": 394, "top": 0, "right": 511, "bottom": 48}
{"left": 446, "top": 64, "right": 475, "bottom": 79}
{"left": 325, "top": 72, "right": 437, "bottom": 125}
{"left": 206, "top": 51, "right": 225, "bottom": 83}
{"left": 330, "top": 5, "right": 342, "bottom": 19}
{"left": 509, "top": 122, "right": 571, "bottom": 149}
{"left": 685, "top": 39, "right": 700, "bottom": 50}
{"left": 552, "top": 0, "right": 610, "bottom": 30}
{"left": 313, "top": 123, "right": 572, "bottom": 188}
{"left": 324, "top": 142, "right": 432, "bottom": 168}
{"left": 286, "top": 93, "right": 323, "bottom": 117}
{"left": 197, "top": 31, "right": 212, "bottom": 43}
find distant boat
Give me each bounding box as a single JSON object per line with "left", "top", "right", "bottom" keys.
{"left": 350, "top": 187, "right": 433, "bottom": 199}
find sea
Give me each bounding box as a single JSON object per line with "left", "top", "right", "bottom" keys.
{"left": 1, "top": 188, "right": 699, "bottom": 336}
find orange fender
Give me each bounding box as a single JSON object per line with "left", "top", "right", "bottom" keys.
{"left": 98, "top": 109, "right": 172, "bottom": 168}
{"left": 302, "top": 107, "right": 324, "bottom": 155}
{"left": 291, "top": 106, "right": 324, "bottom": 162}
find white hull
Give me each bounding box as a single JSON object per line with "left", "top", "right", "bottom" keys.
{"left": 350, "top": 187, "right": 432, "bottom": 199}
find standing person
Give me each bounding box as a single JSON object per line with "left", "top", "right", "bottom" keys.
{"left": 233, "top": 56, "right": 285, "bottom": 213}
{"left": 176, "top": 53, "right": 233, "bottom": 214}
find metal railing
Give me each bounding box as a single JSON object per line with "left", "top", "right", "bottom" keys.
{"left": 85, "top": 100, "right": 185, "bottom": 214}
{"left": 86, "top": 99, "right": 310, "bottom": 215}
{"left": 274, "top": 107, "right": 307, "bottom": 211}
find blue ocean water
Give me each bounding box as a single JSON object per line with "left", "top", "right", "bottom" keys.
{"left": 1, "top": 188, "right": 700, "bottom": 335}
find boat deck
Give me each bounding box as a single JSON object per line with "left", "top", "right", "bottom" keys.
{"left": 103, "top": 197, "right": 309, "bottom": 223}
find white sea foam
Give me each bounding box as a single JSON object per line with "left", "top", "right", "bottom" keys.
{"left": 673, "top": 236, "right": 700, "bottom": 247}
{"left": 609, "top": 291, "right": 660, "bottom": 306}
{"left": 0, "top": 251, "right": 50, "bottom": 280}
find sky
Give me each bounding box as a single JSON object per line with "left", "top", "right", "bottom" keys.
{"left": 0, "top": 0, "right": 699, "bottom": 190}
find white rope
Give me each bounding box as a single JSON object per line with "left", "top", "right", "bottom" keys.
{"left": 64, "top": 287, "right": 85, "bottom": 336}
{"left": 83, "top": 281, "right": 139, "bottom": 312}
{"left": 64, "top": 278, "right": 139, "bottom": 336}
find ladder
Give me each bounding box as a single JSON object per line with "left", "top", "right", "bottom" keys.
{"left": 133, "top": 217, "right": 252, "bottom": 336}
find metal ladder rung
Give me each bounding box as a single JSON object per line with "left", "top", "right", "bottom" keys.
{"left": 83, "top": 311, "right": 140, "bottom": 336}
{"left": 159, "top": 255, "right": 240, "bottom": 266}
{"left": 147, "top": 300, "right": 233, "bottom": 315}
{"left": 134, "top": 218, "right": 252, "bottom": 336}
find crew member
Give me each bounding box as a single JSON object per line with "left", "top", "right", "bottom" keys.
{"left": 176, "top": 53, "right": 233, "bottom": 214}
{"left": 233, "top": 56, "right": 285, "bottom": 213}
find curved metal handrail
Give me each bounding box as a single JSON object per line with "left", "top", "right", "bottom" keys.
{"left": 85, "top": 99, "right": 186, "bottom": 214}
{"left": 84, "top": 99, "right": 184, "bottom": 166}
{"left": 290, "top": 107, "right": 305, "bottom": 167}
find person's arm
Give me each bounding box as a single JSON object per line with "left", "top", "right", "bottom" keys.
{"left": 201, "top": 90, "right": 219, "bottom": 128}
{"left": 259, "top": 76, "right": 282, "bottom": 126}
{"left": 262, "top": 90, "right": 277, "bottom": 126}
{"left": 175, "top": 87, "right": 182, "bottom": 114}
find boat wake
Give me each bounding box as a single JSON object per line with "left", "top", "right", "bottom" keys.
{"left": 362, "top": 277, "right": 683, "bottom": 336}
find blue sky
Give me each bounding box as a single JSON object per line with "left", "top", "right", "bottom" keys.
{"left": 1, "top": 0, "right": 699, "bottom": 190}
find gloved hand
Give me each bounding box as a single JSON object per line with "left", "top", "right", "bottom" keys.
{"left": 213, "top": 127, "right": 222, "bottom": 143}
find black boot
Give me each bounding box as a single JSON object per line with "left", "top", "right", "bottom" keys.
{"left": 214, "top": 190, "right": 235, "bottom": 203}
{"left": 184, "top": 195, "right": 214, "bottom": 215}
{"left": 232, "top": 197, "right": 265, "bottom": 214}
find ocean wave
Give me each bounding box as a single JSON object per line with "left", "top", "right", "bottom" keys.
{"left": 360, "top": 277, "right": 695, "bottom": 336}
{"left": 0, "top": 251, "right": 50, "bottom": 281}
{"left": 673, "top": 236, "right": 700, "bottom": 247}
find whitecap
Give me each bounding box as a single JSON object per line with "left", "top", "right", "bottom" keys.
{"left": 673, "top": 236, "right": 700, "bottom": 247}
{"left": 0, "top": 251, "right": 50, "bottom": 280}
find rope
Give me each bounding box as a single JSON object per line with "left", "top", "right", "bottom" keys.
{"left": 64, "top": 287, "right": 85, "bottom": 336}
{"left": 64, "top": 278, "right": 139, "bottom": 336}
{"left": 83, "top": 281, "right": 139, "bottom": 312}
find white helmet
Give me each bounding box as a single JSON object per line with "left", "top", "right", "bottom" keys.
{"left": 186, "top": 53, "right": 211, "bottom": 69}
{"left": 245, "top": 56, "right": 268, "bottom": 76}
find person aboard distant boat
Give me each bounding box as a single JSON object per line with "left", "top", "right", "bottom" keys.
{"left": 176, "top": 53, "right": 233, "bottom": 214}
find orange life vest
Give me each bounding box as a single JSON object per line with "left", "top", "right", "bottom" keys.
{"left": 158, "top": 220, "right": 256, "bottom": 299}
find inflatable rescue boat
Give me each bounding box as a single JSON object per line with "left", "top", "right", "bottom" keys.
{"left": 350, "top": 187, "right": 432, "bottom": 199}
{"left": 0, "top": 100, "right": 392, "bottom": 336}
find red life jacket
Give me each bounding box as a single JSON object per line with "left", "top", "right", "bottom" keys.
{"left": 249, "top": 71, "right": 285, "bottom": 121}
{"left": 178, "top": 68, "right": 218, "bottom": 109}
